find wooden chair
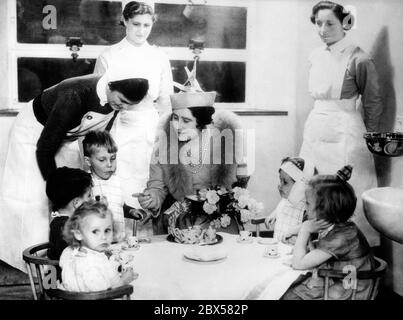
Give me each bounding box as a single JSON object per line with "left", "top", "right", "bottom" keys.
{"left": 23, "top": 242, "right": 134, "bottom": 300}
{"left": 46, "top": 285, "right": 133, "bottom": 300}
{"left": 250, "top": 217, "right": 274, "bottom": 238}
{"left": 318, "top": 256, "right": 387, "bottom": 300}
{"left": 22, "top": 242, "right": 59, "bottom": 300}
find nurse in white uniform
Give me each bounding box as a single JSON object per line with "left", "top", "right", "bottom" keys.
{"left": 94, "top": 1, "right": 173, "bottom": 214}
{"left": 300, "top": 1, "right": 382, "bottom": 246}
{"left": 299, "top": 1, "right": 383, "bottom": 247}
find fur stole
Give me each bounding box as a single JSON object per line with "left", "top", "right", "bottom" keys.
{"left": 154, "top": 110, "right": 243, "bottom": 201}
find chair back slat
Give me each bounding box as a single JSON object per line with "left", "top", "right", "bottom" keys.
{"left": 25, "top": 262, "right": 38, "bottom": 300}
{"left": 351, "top": 289, "right": 357, "bottom": 300}
{"left": 251, "top": 217, "right": 274, "bottom": 238}
{"left": 324, "top": 277, "right": 330, "bottom": 300}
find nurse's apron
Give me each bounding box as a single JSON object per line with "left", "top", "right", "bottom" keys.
{"left": 299, "top": 45, "right": 379, "bottom": 246}
{"left": 110, "top": 95, "right": 159, "bottom": 238}
{"left": 0, "top": 101, "right": 115, "bottom": 271}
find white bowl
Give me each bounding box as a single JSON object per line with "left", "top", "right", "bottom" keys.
{"left": 362, "top": 187, "right": 403, "bottom": 244}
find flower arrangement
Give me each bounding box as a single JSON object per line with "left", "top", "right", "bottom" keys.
{"left": 196, "top": 186, "right": 264, "bottom": 229}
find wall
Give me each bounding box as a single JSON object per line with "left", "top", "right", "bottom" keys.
{"left": 0, "top": 0, "right": 8, "bottom": 108}
{"left": 294, "top": 0, "right": 403, "bottom": 295}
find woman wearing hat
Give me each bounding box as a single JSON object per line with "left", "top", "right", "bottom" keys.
{"left": 138, "top": 88, "right": 250, "bottom": 235}
{"left": 94, "top": 1, "right": 173, "bottom": 211}
{"left": 0, "top": 73, "right": 148, "bottom": 271}
{"left": 299, "top": 1, "right": 383, "bottom": 246}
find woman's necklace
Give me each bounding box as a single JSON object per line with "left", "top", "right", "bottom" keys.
{"left": 183, "top": 131, "right": 210, "bottom": 175}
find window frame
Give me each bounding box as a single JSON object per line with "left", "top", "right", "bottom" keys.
{"left": 7, "top": 0, "right": 255, "bottom": 111}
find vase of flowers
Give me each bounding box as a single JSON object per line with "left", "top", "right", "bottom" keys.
{"left": 166, "top": 186, "right": 264, "bottom": 242}
{"left": 195, "top": 186, "right": 264, "bottom": 231}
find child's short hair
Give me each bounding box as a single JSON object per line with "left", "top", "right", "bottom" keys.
{"left": 63, "top": 200, "right": 113, "bottom": 247}
{"left": 83, "top": 130, "right": 118, "bottom": 157}
{"left": 308, "top": 167, "right": 357, "bottom": 223}
{"left": 46, "top": 167, "right": 93, "bottom": 211}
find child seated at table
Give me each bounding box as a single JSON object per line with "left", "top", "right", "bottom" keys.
{"left": 83, "top": 130, "right": 144, "bottom": 242}
{"left": 59, "top": 200, "right": 137, "bottom": 292}
{"left": 46, "top": 167, "right": 93, "bottom": 260}
{"left": 281, "top": 165, "right": 375, "bottom": 300}
{"left": 265, "top": 157, "right": 316, "bottom": 244}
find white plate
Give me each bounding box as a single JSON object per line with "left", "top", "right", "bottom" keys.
{"left": 183, "top": 250, "right": 227, "bottom": 262}
{"left": 263, "top": 252, "right": 280, "bottom": 259}
{"left": 183, "top": 255, "right": 227, "bottom": 264}
{"left": 257, "top": 238, "right": 279, "bottom": 245}
{"left": 236, "top": 237, "right": 253, "bottom": 244}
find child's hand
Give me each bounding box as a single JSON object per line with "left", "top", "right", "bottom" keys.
{"left": 121, "top": 267, "right": 138, "bottom": 285}
{"left": 301, "top": 219, "right": 332, "bottom": 234}
{"left": 281, "top": 230, "right": 296, "bottom": 243}
{"left": 265, "top": 215, "right": 276, "bottom": 229}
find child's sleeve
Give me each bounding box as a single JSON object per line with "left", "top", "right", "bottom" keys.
{"left": 316, "top": 230, "right": 351, "bottom": 259}
{"left": 78, "top": 262, "right": 121, "bottom": 292}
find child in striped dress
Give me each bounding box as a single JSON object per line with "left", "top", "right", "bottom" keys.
{"left": 265, "top": 157, "right": 317, "bottom": 244}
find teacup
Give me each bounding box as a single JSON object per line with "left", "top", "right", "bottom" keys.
{"left": 264, "top": 239, "right": 279, "bottom": 257}
{"left": 202, "top": 226, "right": 217, "bottom": 243}
{"left": 127, "top": 236, "right": 139, "bottom": 248}
{"left": 239, "top": 230, "right": 252, "bottom": 242}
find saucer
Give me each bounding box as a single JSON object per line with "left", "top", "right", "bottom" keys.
{"left": 121, "top": 244, "right": 140, "bottom": 251}
{"left": 236, "top": 237, "right": 253, "bottom": 244}
{"left": 263, "top": 252, "right": 280, "bottom": 259}
{"left": 257, "top": 238, "right": 278, "bottom": 245}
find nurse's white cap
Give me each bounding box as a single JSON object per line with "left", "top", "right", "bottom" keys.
{"left": 121, "top": 0, "right": 155, "bottom": 12}
{"left": 105, "top": 69, "right": 147, "bottom": 83}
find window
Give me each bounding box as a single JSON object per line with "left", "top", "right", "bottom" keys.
{"left": 8, "top": 0, "right": 252, "bottom": 110}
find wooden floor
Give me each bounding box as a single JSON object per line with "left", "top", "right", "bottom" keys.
{"left": 0, "top": 285, "right": 34, "bottom": 300}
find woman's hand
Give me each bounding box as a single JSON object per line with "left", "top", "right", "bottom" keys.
{"left": 138, "top": 190, "right": 160, "bottom": 211}
{"left": 301, "top": 219, "right": 332, "bottom": 234}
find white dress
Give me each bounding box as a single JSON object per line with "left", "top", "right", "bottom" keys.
{"left": 94, "top": 39, "right": 173, "bottom": 210}
{"left": 59, "top": 246, "right": 121, "bottom": 292}
{"left": 299, "top": 37, "right": 380, "bottom": 246}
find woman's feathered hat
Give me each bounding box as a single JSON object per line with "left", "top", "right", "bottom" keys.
{"left": 170, "top": 55, "right": 216, "bottom": 110}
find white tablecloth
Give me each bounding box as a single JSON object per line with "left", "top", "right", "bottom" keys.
{"left": 128, "top": 233, "right": 305, "bottom": 300}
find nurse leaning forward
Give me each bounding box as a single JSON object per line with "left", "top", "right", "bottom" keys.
{"left": 0, "top": 73, "right": 148, "bottom": 271}
{"left": 299, "top": 1, "right": 383, "bottom": 246}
